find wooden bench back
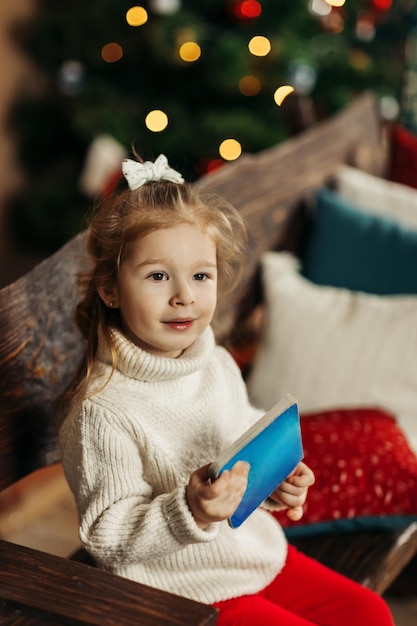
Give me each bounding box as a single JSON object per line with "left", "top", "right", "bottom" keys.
{"left": 0, "top": 92, "right": 383, "bottom": 492}
{"left": 0, "top": 234, "right": 88, "bottom": 489}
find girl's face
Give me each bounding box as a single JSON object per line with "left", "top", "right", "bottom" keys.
{"left": 107, "top": 224, "right": 218, "bottom": 358}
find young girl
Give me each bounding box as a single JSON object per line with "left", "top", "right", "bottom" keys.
{"left": 59, "top": 154, "right": 394, "bottom": 625}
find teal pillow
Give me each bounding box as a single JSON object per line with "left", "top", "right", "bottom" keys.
{"left": 302, "top": 188, "right": 417, "bottom": 295}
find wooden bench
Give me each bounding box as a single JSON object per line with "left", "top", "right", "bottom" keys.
{"left": 1, "top": 91, "right": 416, "bottom": 624}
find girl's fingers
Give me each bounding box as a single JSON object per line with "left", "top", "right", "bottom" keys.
{"left": 278, "top": 489, "right": 307, "bottom": 508}
{"left": 287, "top": 462, "right": 315, "bottom": 486}
{"left": 287, "top": 505, "right": 304, "bottom": 521}
{"left": 278, "top": 480, "right": 307, "bottom": 498}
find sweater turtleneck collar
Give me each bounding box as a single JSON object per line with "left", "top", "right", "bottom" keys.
{"left": 97, "top": 326, "right": 215, "bottom": 382}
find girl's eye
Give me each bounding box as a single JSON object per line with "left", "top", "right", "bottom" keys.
{"left": 149, "top": 272, "right": 168, "bottom": 281}
{"left": 193, "top": 273, "right": 208, "bottom": 281}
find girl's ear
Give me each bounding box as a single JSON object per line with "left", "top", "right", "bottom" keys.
{"left": 98, "top": 285, "right": 119, "bottom": 309}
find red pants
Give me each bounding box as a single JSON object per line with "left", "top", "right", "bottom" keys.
{"left": 213, "top": 545, "right": 394, "bottom": 625}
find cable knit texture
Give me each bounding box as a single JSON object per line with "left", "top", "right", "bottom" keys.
{"left": 59, "top": 326, "right": 287, "bottom": 604}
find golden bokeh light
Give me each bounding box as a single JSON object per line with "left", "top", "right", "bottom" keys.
{"left": 145, "top": 109, "right": 169, "bottom": 132}
{"left": 126, "top": 6, "right": 148, "bottom": 26}
{"left": 101, "top": 42, "right": 123, "bottom": 63}
{"left": 274, "top": 85, "right": 295, "bottom": 106}
{"left": 325, "top": 0, "right": 346, "bottom": 6}
{"left": 348, "top": 48, "right": 371, "bottom": 70}
{"left": 179, "top": 41, "right": 202, "bottom": 62}
{"left": 219, "top": 139, "right": 242, "bottom": 161}
{"left": 239, "top": 75, "right": 261, "bottom": 96}
{"left": 248, "top": 35, "right": 271, "bottom": 57}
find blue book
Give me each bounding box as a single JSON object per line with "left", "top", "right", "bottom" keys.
{"left": 208, "top": 394, "right": 303, "bottom": 528}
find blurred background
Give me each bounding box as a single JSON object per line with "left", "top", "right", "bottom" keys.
{"left": 0, "top": 0, "right": 416, "bottom": 287}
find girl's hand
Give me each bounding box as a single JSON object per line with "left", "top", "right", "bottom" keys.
{"left": 186, "top": 461, "right": 250, "bottom": 530}
{"left": 269, "top": 461, "right": 315, "bottom": 521}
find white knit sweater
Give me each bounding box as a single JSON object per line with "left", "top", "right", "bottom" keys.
{"left": 59, "top": 326, "right": 288, "bottom": 604}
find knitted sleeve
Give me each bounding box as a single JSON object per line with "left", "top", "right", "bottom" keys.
{"left": 60, "top": 401, "right": 218, "bottom": 568}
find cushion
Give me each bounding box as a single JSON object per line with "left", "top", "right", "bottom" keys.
{"left": 273, "top": 407, "right": 417, "bottom": 537}
{"left": 301, "top": 187, "right": 417, "bottom": 295}
{"left": 336, "top": 165, "right": 417, "bottom": 232}
{"left": 246, "top": 252, "right": 417, "bottom": 454}
{"left": 388, "top": 123, "right": 417, "bottom": 190}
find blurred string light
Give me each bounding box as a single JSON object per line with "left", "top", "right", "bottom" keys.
{"left": 126, "top": 6, "right": 148, "bottom": 26}
{"left": 274, "top": 85, "right": 295, "bottom": 106}
{"left": 289, "top": 61, "right": 317, "bottom": 95}
{"left": 57, "top": 60, "right": 85, "bottom": 96}
{"left": 308, "top": 0, "right": 331, "bottom": 16}
{"left": 372, "top": 0, "right": 392, "bottom": 9}
{"left": 175, "top": 28, "right": 201, "bottom": 62}
{"left": 348, "top": 48, "right": 371, "bottom": 70}
{"left": 234, "top": 0, "right": 262, "bottom": 19}
{"left": 145, "top": 109, "right": 169, "bottom": 131}
{"left": 239, "top": 75, "right": 261, "bottom": 96}
{"left": 219, "top": 139, "right": 242, "bottom": 160}
{"left": 149, "top": 0, "right": 182, "bottom": 15}
{"left": 324, "top": 0, "right": 346, "bottom": 7}
{"left": 248, "top": 35, "right": 271, "bottom": 56}
{"left": 179, "top": 41, "right": 201, "bottom": 62}
{"left": 101, "top": 42, "right": 123, "bottom": 62}
{"left": 356, "top": 13, "right": 376, "bottom": 42}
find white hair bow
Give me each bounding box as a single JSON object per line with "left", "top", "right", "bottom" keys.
{"left": 122, "top": 154, "right": 184, "bottom": 190}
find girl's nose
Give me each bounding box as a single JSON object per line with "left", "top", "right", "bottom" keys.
{"left": 170, "top": 282, "right": 195, "bottom": 306}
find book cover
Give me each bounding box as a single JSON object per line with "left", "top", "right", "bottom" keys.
{"left": 209, "top": 393, "right": 303, "bottom": 528}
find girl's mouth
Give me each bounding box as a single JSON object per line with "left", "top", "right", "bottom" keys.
{"left": 163, "top": 319, "right": 195, "bottom": 331}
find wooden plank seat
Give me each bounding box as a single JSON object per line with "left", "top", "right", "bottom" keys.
{"left": 0, "top": 92, "right": 416, "bottom": 624}
{"left": 0, "top": 539, "right": 218, "bottom": 626}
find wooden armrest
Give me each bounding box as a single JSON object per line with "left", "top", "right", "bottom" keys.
{"left": 290, "top": 522, "right": 417, "bottom": 595}
{"left": 0, "top": 540, "right": 218, "bottom": 626}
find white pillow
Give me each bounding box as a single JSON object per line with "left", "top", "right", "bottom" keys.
{"left": 336, "top": 165, "right": 417, "bottom": 231}
{"left": 246, "top": 252, "right": 417, "bottom": 453}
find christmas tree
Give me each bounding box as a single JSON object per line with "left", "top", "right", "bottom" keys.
{"left": 8, "top": 0, "right": 416, "bottom": 254}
